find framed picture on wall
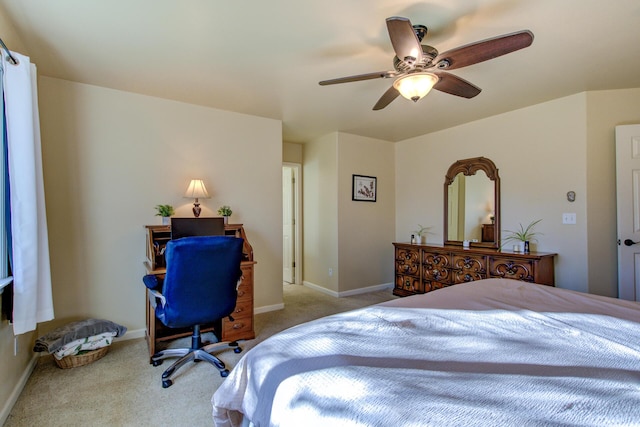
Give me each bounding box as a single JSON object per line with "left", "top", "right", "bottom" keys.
{"left": 352, "top": 174, "right": 377, "bottom": 202}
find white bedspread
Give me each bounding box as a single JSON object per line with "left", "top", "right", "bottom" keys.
{"left": 212, "top": 279, "right": 640, "bottom": 427}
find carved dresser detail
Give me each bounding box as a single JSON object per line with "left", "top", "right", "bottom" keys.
{"left": 393, "top": 242, "right": 556, "bottom": 297}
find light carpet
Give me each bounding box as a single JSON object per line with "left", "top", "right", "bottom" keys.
{"left": 5, "top": 284, "right": 396, "bottom": 426}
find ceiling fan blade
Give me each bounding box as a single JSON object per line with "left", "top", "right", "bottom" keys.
{"left": 319, "top": 71, "right": 397, "bottom": 86}
{"left": 372, "top": 86, "right": 400, "bottom": 110}
{"left": 386, "top": 17, "right": 423, "bottom": 67}
{"left": 433, "top": 30, "right": 534, "bottom": 70}
{"left": 433, "top": 71, "right": 481, "bottom": 98}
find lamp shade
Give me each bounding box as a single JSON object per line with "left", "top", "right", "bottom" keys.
{"left": 393, "top": 73, "right": 439, "bottom": 102}
{"left": 184, "top": 179, "right": 210, "bottom": 199}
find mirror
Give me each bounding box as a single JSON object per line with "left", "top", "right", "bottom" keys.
{"left": 444, "top": 157, "right": 500, "bottom": 248}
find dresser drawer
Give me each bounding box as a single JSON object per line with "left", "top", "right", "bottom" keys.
{"left": 395, "top": 247, "right": 420, "bottom": 276}
{"left": 451, "top": 269, "right": 486, "bottom": 284}
{"left": 421, "top": 250, "right": 450, "bottom": 282}
{"left": 451, "top": 253, "right": 487, "bottom": 284}
{"left": 423, "top": 279, "right": 450, "bottom": 292}
{"left": 489, "top": 257, "right": 535, "bottom": 282}
{"left": 452, "top": 253, "right": 486, "bottom": 273}
{"left": 395, "top": 274, "right": 422, "bottom": 293}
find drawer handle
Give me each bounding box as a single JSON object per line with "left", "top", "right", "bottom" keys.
{"left": 232, "top": 323, "right": 244, "bottom": 329}
{"left": 238, "top": 290, "right": 245, "bottom": 297}
{"left": 234, "top": 307, "right": 244, "bottom": 313}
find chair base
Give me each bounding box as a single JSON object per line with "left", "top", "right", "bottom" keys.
{"left": 151, "top": 328, "right": 242, "bottom": 388}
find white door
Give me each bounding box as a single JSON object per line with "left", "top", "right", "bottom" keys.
{"left": 615, "top": 124, "right": 640, "bottom": 301}
{"left": 283, "top": 166, "right": 295, "bottom": 283}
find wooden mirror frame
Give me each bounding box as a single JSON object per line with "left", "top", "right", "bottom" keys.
{"left": 444, "top": 157, "right": 500, "bottom": 249}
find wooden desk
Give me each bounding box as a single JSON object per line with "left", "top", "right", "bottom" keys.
{"left": 143, "top": 223, "right": 256, "bottom": 360}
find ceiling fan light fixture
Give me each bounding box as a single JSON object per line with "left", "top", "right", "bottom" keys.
{"left": 393, "top": 72, "right": 439, "bottom": 102}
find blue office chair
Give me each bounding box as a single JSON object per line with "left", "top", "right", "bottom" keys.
{"left": 142, "top": 235, "right": 244, "bottom": 388}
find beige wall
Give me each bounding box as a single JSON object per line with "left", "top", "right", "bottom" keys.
{"left": 303, "top": 132, "right": 395, "bottom": 294}
{"left": 0, "top": 324, "right": 35, "bottom": 423}
{"left": 37, "top": 77, "right": 284, "bottom": 334}
{"left": 303, "top": 133, "right": 339, "bottom": 291}
{"left": 283, "top": 142, "right": 302, "bottom": 164}
{"left": 337, "top": 133, "right": 395, "bottom": 292}
{"left": 396, "top": 94, "right": 590, "bottom": 292}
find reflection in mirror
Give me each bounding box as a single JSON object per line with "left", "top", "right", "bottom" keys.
{"left": 444, "top": 157, "right": 500, "bottom": 248}
{"left": 447, "top": 171, "right": 494, "bottom": 242}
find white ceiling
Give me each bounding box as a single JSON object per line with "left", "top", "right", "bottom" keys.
{"left": 1, "top": 0, "right": 639, "bottom": 143}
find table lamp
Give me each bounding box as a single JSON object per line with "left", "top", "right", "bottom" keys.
{"left": 184, "top": 179, "right": 210, "bottom": 217}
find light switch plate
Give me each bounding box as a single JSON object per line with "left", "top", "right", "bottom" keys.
{"left": 562, "top": 213, "right": 576, "bottom": 224}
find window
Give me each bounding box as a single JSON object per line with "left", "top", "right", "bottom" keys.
{"left": 0, "top": 63, "right": 12, "bottom": 294}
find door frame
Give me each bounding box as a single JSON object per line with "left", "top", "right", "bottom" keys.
{"left": 283, "top": 162, "right": 302, "bottom": 285}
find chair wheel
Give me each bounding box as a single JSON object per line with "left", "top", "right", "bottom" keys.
{"left": 152, "top": 359, "right": 163, "bottom": 367}
{"left": 162, "top": 379, "right": 173, "bottom": 388}
{"left": 234, "top": 347, "right": 242, "bottom": 354}
{"left": 220, "top": 369, "right": 229, "bottom": 377}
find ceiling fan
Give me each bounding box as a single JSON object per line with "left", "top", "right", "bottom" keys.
{"left": 319, "top": 17, "right": 534, "bottom": 110}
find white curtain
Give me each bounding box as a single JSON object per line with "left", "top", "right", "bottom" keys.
{"left": 2, "top": 51, "right": 53, "bottom": 334}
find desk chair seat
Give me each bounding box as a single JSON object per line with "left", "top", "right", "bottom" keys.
{"left": 142, "top": 235, "right": 244, "bottom": 388}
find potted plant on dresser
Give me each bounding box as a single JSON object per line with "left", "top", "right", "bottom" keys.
{"left": 413, "top": 224, "right": 432, "bottom": 244}
{"left": 502, "top": 219, "right": 542, "bottom": 253}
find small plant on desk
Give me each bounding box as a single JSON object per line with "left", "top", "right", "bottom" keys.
{"left": 155, "top": 204, "right": 175, "bottom": 225}
{"left": 155, "top": 205, "right": 176, "bottom": 217}
{"left": 217, "top": 205, "right": 233, "bottom": 217}
{"left": 218, "top": 205, "right": 233, "bottom": 223}
{"left": 154, "top": 204, "right": 175, "bottom": 217}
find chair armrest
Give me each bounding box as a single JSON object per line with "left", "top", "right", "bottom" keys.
{"left": 143, "top": 274, "right": 166, "bottom": 308}
{"left": 143, "top": 274, "right": 162, "bottom": 290}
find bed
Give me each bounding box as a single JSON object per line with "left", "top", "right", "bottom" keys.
{"left": 212, "top": 278, "right": 640, "bottom": 426}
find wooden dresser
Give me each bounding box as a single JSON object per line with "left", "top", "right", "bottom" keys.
{"left": 143, "top": 224, "right": 256, "bottom": 359}
{"left": 393, "top": 242, "right": 555, "bottom": 297}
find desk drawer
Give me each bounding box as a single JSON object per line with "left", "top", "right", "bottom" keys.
{"left": 237, "top": 280, "right": 252, "bottom": 301}
{"left": 222, "top": 313, "right": 253, "bottom": 342}
{"left": 238, "top": 267, "right": 253, "bottom": 300}
{"left": 230, "top": 298, "right": 252, "bottom": 318}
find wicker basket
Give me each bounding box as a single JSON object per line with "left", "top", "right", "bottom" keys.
{"left": 54, "top": 346, "right": 109, "bottom": 369}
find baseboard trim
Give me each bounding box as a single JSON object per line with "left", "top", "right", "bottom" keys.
{"left": 254, "top": 303, "right": 285, "bottom": 315}
{"left": 116, "top": 328, "right": 146, "bottom": 342}
{"left": 302, "top": 281, "right": 393, "bottom": 298}
{"left": 338, "top": 282, "right": 394, "bottom": 297}
{"left": 0, "top": 352, "right": 38, "bottom": 426}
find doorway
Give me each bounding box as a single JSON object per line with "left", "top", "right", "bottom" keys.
{"left": 283, "top": 163, "right": 301, "bottom": 284}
